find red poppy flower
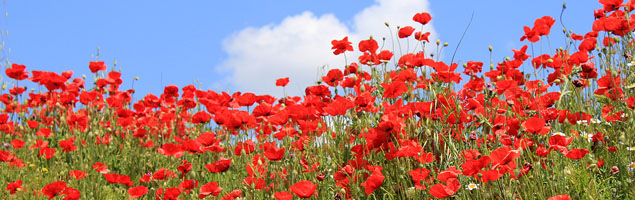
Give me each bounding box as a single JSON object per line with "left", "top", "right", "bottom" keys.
{"left": 436, "top": 167, "right": 461, "bottom": 182}
{"left": 263, "top": 146, "right": 285, "bottom": 161}
{"left": 42, "top": 181, "right": 67, "bottom": 200}
{"left": 331, "top": 36, "right": 354, "bottom": 55}
{"left": 322, "top": 69, "right": 344, "bottom": 87}
{"left": 9, "top": 86, "right": 26, "bottom": 96}
{"left": 89, "top": 61, "right": 107, "bottom": 73}
{"left": 177, "top": 160, "right": 192, "bottom": 178}
{"left": 178, "top": 179, "right": 199, "bottom": 193}
{"left": 477, "top": 170, "right": 502, "bottom": 183}
{"left": 290, "top": 180, "right": 316, "bottom": 198}
{"left": 69, "top": 170, "right": 87, "bottom": 180}
{"left": 234, "top": 140, "right": 256, "bottom": 156}
{"left": 378, "top": 50, "right": 393, "bottom": 62}
{"left": 276, "top": 77, "right": 290, "bottom": 87}
{"left": 409, "top": 168, "right": 430, "bottom": 189}
{"left": 158, "top": 143, "right": 185, "bottom": 158}
{"left": 192, "top": 111, "right": 212, "bottom": 124}
{"left": 199, "top": 181, "right": 223, "bottom": 199}
{"left": 361, "top": 168, "right": 385, "bottom": 194}
{"left": 61, "top": 187, "right": 81, "bottom": 200}
{"left": 11, "top": 139, "right": 25, "bottom": 149}
{"left": 512, "top": 45, "right": 531, "bottom": 61}
{"left": 381, "top": 80, "right": 408, "bottom": 98}
{"left": 36, "top": 128, "right": 53, "bottom": 138}
{"left": 93, "top": 162, "right": 110, "bottom": 174}
{"left": 564, "top": 148, "right": 589, "bottom": 160}
{"left": 461, "top": 156, "right": 491, "bottom": 176}
{"left": 205, "top": 157, "right": 232, "bottom": 173}
{"left": 414, "top": 31, "right": 431, "bottom": 42}
{"left": 103, "top": 173, "right": 133, "bottom": 187}
{"left": 521, "top": 16, "right": 555, "bottom": 42}
{"left": 128, "top": 185, "right": 149, "bottom": 199}
{"left": 6, "top": 179, "right": 23, "bottom": 194}
{"left": 274, "top": 191, "right": 293, "bottom": 200}
{"left": 39, "top": 147, "right": 55, "bottom": 159}
{"left": 358, "top": 38, "right": 378, "bottom": 53}
{"left": 398, "top": 26, "right": 415, "bottom": 38}
{"left": 463, "top": 61, "right": 483, "bottom": 75}
{"left": 413, "top": 12, "right": 432, "bottom": 25}
{"left": 59, "top": 137, "right": 77, "bottom": 152}
{"left": 548, "top": 135, "right": 573, "bottom": 153}
{"left": 429, "top": 178, "right": 460, "bottom": 199}
{"left": 548, "top": 194, "right": 571, "bottom": 200}
{"left": 490, "top": 146, "right": 520, "bottom": 171}
{"left": 152, "top": 168, "right": 177, "bottom": 181}
{"left": 155, "top": 187, "right": 181, "bottom": 200}
{"left": 523, "top": 116, "right": 545, "bottom": 134}
{"left": 5, "top": 63, "right": 29, "bottom": 80}
{"left": 600, "top": 0, "right": 622, "bottom": 11}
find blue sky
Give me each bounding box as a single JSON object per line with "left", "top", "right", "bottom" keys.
{"left": 4, "top": 0, "right": 601, "bottom": 98}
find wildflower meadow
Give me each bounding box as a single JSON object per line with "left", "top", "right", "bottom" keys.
{"left": 2, "top": 1, "right": 635, "bottom": 199}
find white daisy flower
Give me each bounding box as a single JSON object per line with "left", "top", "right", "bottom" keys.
{"left": 629, "top": 162, "right": 635, "bottom": 172}
{"left": 466, "top": 183, "right": 479, "bottom": 190}
{"left": 581, "top": 132, "right": 593, "bottom": 143}
{"left": 552, "top": 132, "right": 565, "bottom": 137}
{"left": 628, "top": 61, "right": 635, "bottom": 67}
{"left": 590, "top": 118, "right": 601, "bottom": 124}
{"left": 627, "top": 146, "right": 635, "bottom": 151}
{"left": 577, "top": 120, "right": 588, "bottom": 125}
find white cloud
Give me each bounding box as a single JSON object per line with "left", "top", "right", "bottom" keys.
{"left": 216, "top": 0, "right": 437, "bottom": 97}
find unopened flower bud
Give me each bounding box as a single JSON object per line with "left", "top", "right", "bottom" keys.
{"left": 436, "top": 40, "right": 441, "bottom": 45}
{"left": 443, "top": 42, "right": 448, "bottom": 47}
{"left": 488, "top": 46, "right": 493, "bottom": 52}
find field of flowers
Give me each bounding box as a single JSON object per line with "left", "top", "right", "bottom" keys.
{"left": 2, "top": 1, "right": 635, "bottom": 200}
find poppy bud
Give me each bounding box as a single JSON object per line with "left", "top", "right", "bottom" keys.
{"left": 488, "top": 46, "right": 493, "bottom": 52}
{"left": 134, "top": 76, "right": 139, "bottom": 81}
{"left": 614, "top": 37, "right": 620, "bottom": 43}
{"left": 384, "top": 22, "right": 390, "bottom": 27}
{"left": 436, "top": 40, "right": 441, "bottom": 45}
{"left": 443, "top": 42, "right": 448, "bottom": 47}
